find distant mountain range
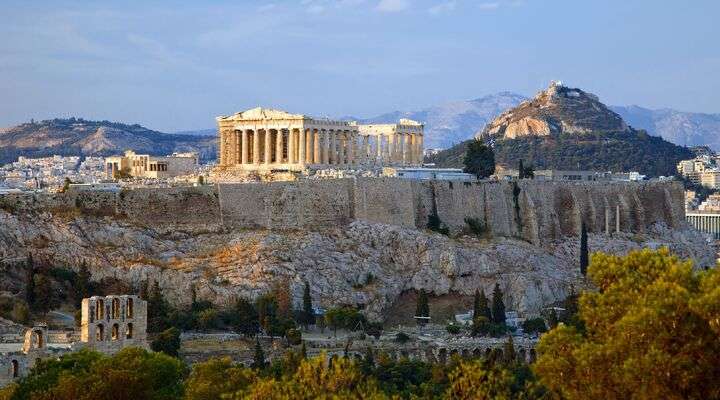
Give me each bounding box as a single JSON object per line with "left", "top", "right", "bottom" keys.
{"left": 0, "top": 118, "right": 216, "bottom": 164}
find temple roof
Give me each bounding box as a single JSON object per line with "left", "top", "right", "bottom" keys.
{"left": 217, "top": 107, "right": 308, "bottom": 121}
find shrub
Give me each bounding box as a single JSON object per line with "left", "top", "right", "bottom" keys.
{"left": 286, "top": 328, "right": 302, "bottom": 345}
{"left": 395, "top": 332, "right": 411, "bottom": 343}
{"left": 446, "top": 324, "right": 461, "bottom": 335}
{"left": 521, "top": 317, "right": 547, "bottom": 335}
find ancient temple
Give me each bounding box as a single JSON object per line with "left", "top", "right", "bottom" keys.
{"left": 216, "top": 107, "right": 423, "bottom": 172}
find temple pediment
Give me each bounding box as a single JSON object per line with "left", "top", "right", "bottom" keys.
{"left": 218, "top": 107, "right": 308, "bottom": 121}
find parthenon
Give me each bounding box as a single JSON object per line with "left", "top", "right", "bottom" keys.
{"left": 217, "top": 108, "right": 424, "bottom": 171}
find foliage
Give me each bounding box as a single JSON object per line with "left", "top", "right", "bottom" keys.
{"left": 472, "top": 316, "right": 509, "bottom": 337}
{"left": 151, "top": 327, "right": 182, "bottom": 358}
{"left": 491, "top": 283, "right": 506, "bottom": 325}
{"left": 446, "top": 324, "right": 461, "bottom": 335}
{"left": 520, "top": 318, "right": 547, "bottom": 335}
{"left": 285, "top": 328, "right": 302, "bottom": 346}
{"left": 474, "top": 288, "right": 492, "bottom": 321}
{"left": 534, "top": 248, "right": 720, "bottom": 400}
{"left": 429, "top": 130, "right": 694, "bottom": 177}
{"left": 395, "top": 332, "right": 411, "bottom": 344}
{"left": 11, "top": 301, "right": 30, "bottom": 325}
{"left": 252, "top": 339, "right": 266, "bottom": 370}
{"left": 195, "top": 308, "right": 220, "bottom": 331}
{"left": 463, "top": 139, "right": 495, "bottom": 179}
{"left": 464, "top": 217, "right": 488, "bottom": 237}
{"left": 10, "top": 348, "right": 185, "bottom": 400}
{"left": 183, "top": 357, "right": 257, "bottom": 400}
{"left": 427, "top": 212, "right": 450, "bottom": 235}
{"left": 232, "top": 297, "right": 260, "bottom": 336}
{"left": 147, "top": 281, "right": 170, "bottom": 333}
{"left": 324, "top": 306, "right": 364, "bottom": 336}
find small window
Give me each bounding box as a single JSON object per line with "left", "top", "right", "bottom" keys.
{"left": 112, "top": 298, "right": 120, "bottom": 319}
{"left": 126, "top": 298, "right": 134, "bottom": 318}
{"left": 11, "top": 360, "right": 19, "bottom": 378}
{"left": 95, "top": 300, "right": 104, "bottom": 320}
{"left": 111, "top": 323, "right": 119, "bottom": 340}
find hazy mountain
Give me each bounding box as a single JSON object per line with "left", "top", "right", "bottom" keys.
{"left": 0, "top": 118, "right": 217, "bottom": 164}
{"left": 611, "top": 105, "right": 720, "bottom": 150}
{"left": 355, "top": 92, "right": 527, "bottom": 149}
{"left": 172, "top": 128, "right": 217, "bottom": 136}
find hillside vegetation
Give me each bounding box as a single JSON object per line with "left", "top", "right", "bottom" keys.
{"left": 427, "top": 130, "right": 693, "bottom": 177}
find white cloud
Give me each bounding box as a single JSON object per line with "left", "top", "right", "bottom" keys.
{"left": 428, "top": 1, "right": 456, "bottom": 15}
{"left": 376, "top": 0, "right": 410, "bottom": 12}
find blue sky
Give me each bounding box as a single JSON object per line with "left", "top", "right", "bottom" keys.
{"left": 1, "top": 0, "right": 719, "bottom": 131}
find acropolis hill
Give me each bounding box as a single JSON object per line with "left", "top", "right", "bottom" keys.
{"left": 0, "top": 177, "right": 713, "bottom": 321}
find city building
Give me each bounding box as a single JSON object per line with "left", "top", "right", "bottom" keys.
{"left": 216, "top": 107, "right": 424, "bottom": 173}
{"left": 105, "top": 150, "right": 198, "bottom": 179}
{"left": 384, "top": 167, "right": 474, "bottom": 181}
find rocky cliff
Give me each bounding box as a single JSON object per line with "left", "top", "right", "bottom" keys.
{"left": 478, "top": 81, "right": 629, "bottom": 140}
{"left": 0, "top": 179, "right": 712, "bottom": 321}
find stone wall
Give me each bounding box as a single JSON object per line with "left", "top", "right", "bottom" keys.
{"left": 0, "top": 178, "right": 686, "bottom": 243}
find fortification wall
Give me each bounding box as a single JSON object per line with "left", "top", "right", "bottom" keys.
{"left": 0, "top": 179, "right": 686, "bottom": 243}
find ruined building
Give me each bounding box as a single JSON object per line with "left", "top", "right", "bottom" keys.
{"left": 217, "top": 107, "right": 424, "bottom": 172}
{"left": 0, "top": 295, "right": 147, "bottom": 386}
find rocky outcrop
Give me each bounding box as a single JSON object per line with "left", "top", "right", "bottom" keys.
{"left": 478, "top": 81, "right": 629, "bottom": 140}
{"left": 0, "top": 206, "right": 713, "bottom": 320}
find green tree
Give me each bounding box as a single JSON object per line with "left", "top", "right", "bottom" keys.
{"left": 518, "top": 159, "right": 525, "bottom": 179}
{"left": 33, "top": 274, "right": 53, "bottom": 314}
{"left": 302, "top": 281, "right": 314, "bottom": 328}
{"left": 233, "top": 297, "right": 259, "bottom": 337}
{"left": 503, "top": 336, "right": 516, "bottom": 365}
{"left": 151, "top": 327, "right": 181, "bottom": 358}
{"left": 445, "top": 359, "right": 515, "bottom": 400}
{"left": 147, "top": 281, "right": 169, "bottom": 333}
{"left": 183, "top": 357, "right": 257, "bottom": 400}
{"left": 252, "top": 338, "right": 266, "bottom": 370}
{"left": 463, "top": 139, "right": 495, "bottom": 179}
{"left": 74, "top": 261, "right": 92, "bottom": 306}
{"left": 534, "top": 248, "right": 720, "bottom": 400}
{"left": 491, "top": 283, "right": 506, "bottom": 325}
{"left": 11, "top": 301, "right": 30, "bottom": 325}
{"left": 579, "top": 222, "right": 588, "bottom": 276}
{"left": 25, "top": 255, "right": 35, "bottom": 307}
{"left": 474, "top": 288, "right": 491, "bottom": 320}
{"left": 415, "top": 290, "right": 429, "bottom": 325}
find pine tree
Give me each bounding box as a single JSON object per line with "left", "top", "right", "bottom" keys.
{"left": 415, "top": 290, "right": 429, "bottom": 325}
{"left": 474, "top": 288, "right": 491, "bottom": 320}
{"left": 300, "top": 342, "right": 307, "bottom": 359}
{"left": 518, "top": 159, "right": 525, "bottom": 179}
{"left": 25, "top": 255, "right": 35, "bottom": 307}
{"left": 252, "top": 339, "right": 265, "bottom": 369}
{"left": 148, "top": 281, "right": 168, "bottom": 332}
{"left": 302, "top": 282, "right": 313, "bottom": 328}
{"left": 491, "top": 283, "right": 506, "bottom": 325}
{"left": 33, "top": 274, "right": 53, "bottom": 314}
{"left": 580, "top": 222, "right": 589, "bottom": 276}
{"left": 233, "top": 297, "right": 260, "bottom": 337}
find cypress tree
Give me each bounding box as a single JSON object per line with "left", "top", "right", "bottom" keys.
{"left": 302, "top": 282, "right": 313, "bottom": 327}
{"left": 252, "top": 338, "right": 265, "bottom": 369}
{"left": 518, "top": 159, "right": 525, "bottom": 179}
{"left": 491, "top": 283, "right": 506, "bottom": 325}
{"left": 503, "top": 336, "right": 516, "bottom": 364}
{"left": 474, "top": 288, "right": 491, "bottom": 320}
{"left": 75, "top": 261, "right": 91, "bottom": 306}
{"left": 580, "top": 222, "right": 589, "bottom": 276}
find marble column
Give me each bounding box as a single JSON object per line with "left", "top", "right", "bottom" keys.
{"left": 376, "top": 135, "right": 382, "bottom": 162}
{"left": 241, "top": 130, "right": 248, "bottom": 164}
{"left": 288, "top": 129, "right": 296, "bottom": 164}
{"left": 338, "top": 133, "right": 345, "bottom": 166}
{"left": 305, "top": 129, "right": 312, "bottom": 164}
{"left": 329, "top": 131, "right": 336, "bottom": 164}
{"left": 314, "top": 130, "right": 321, "bottom": 164}
{"left": 348, "top": 134, "right": 355, "bottom": 165}
{"left": 388, "top": 134, "right": 395, "bottom": 164}
{"left": 252, "top": 130, "right": 260, "bottom": 165}
{"left": 298, "top": 128, "right": 306, "bottom": 164}
{"left": 275, "top": 130, "right": 283, "bottom": 163}
{"left": 264, "top": 130, "right": 271, "bottom": 165}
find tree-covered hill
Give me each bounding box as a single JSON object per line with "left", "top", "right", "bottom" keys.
{"left": 426, "top": 130, "right": 693, "bottom": 177}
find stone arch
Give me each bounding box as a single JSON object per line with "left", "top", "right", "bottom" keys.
{"left": 111, "top": 323, "right": 119, "bottom": 340}
{"left": 126, "top": 323, "right": 134, "bottom": 339}
{"left": 95, "top": 299, "right": 104, "bottom": 320}
{"left": 126, "top": 298, "right": 134, "bottom": 318}
{"left": 11, "top": 360, "right": 19, "bottom": 378}
{"left": 112, "top": 298, "right": 120, "bottom": 319}
{"left": 96, "top": 323, "right": 105, "bottom": 341}
{"left": 34, "top": 329, "right": 43, "bottom": 348}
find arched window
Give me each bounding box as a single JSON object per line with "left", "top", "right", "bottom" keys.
{"left": 11, "top": 360, "right": 19, "bottom": 378}
{"left": 126, "top": 323, "right": 133, "bottom": 339}
{"left": 96, "top": 300, "right": 104, "bottom": 320}
{"left": 126, "top": 298, "right": 134, "bottom": 318}
{"left": 111, "top": 324, "right": 119, "bottom": 340}
{"left": 96, "top": 324, "right": 104, "bottom": 342}
{"left": 112, "top": 298, "right": 120, "bottom": 319}
{"left": 33, "top": 330, "right": 43, "bottom": 349}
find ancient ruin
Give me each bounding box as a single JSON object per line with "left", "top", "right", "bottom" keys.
{"left": 0, "top": 295, "right": 147, "bottom": 386}
{"left": 216, "top": 107, "right": 424, "bottom": 172}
